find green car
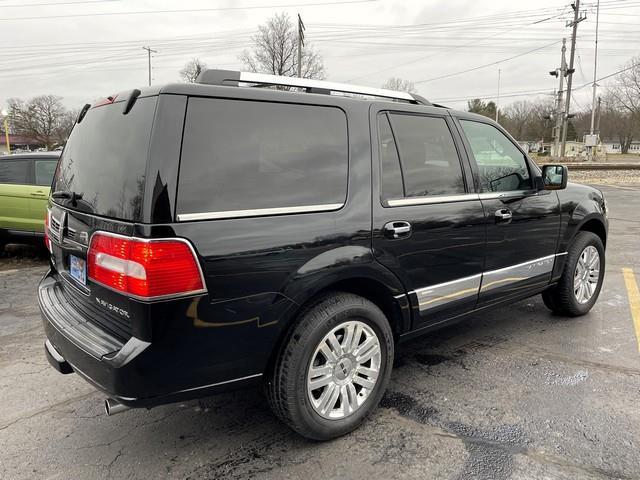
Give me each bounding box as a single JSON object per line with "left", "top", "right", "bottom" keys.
{"left": 0, "top": 152, "right": 60, "bottom": 251}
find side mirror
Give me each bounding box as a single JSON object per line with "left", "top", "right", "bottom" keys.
{"left": 541, "top": 164, "right": 568, "bottom": 190}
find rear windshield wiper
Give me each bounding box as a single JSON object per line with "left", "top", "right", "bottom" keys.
{"left": 52, "top": 190, "right": 83, "bottom": 204}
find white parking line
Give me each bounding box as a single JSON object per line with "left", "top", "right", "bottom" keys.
{"left": 0, "top": 269, "right": 18, "bottom": 275}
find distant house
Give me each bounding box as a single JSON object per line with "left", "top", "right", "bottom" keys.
{"left": 601, "top": 139, "right": 640, "bottom": 154}
{"left": 516, "top": 140, "right": 545, "bottom": 154}
{"left": 547, "top": 140, "right": 585, "bottom": 158}
{"left": 0, "top": 133, "right": 44, "bottom": 154}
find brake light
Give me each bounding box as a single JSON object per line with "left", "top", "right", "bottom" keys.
{"left": 88, "top": 232, "right": 205, "bottom": 299}
{"left": 44, "top": 210, "right": 52, "bottom": 252}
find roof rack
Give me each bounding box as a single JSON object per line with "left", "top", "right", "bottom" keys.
{"left": 195, "top": 69, "right": 431, "bottom": 106}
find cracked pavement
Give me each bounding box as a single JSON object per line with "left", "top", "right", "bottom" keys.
{"left": 1, "top": 184, "right": 639, "bottom": 479}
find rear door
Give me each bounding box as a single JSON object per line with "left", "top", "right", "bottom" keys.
{"left": 454, "top": 117, "right": 561, "bottom": 306}
{"left": 371, "top": 105, "right": 486, "bottom": 331}
{"left": 28, "top": 157, "right": 57, "bottom": 234}
{"left": 0, "top": 158, "right": 33, "bottom": 234}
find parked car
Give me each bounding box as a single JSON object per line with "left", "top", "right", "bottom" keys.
{"left": 0, "top": 151, "right": 60, "bottom": 251}
{"left": 39, "top": 71, "right": 607, "bottom": 440}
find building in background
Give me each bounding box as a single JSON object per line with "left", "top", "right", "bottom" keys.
{"left": 0, "top": 134, "right": 44, "bottom": 154}
{"left": 601, "top": 139, "right": 640, "bottom": 154}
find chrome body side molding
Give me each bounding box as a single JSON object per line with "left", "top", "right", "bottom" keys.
{"left": 411, "top": 253, "right": 565, "bottom": 312}
{"left": 480, "top": 254, "right": 556, "bottom": 293}
{"left": 414, "top": 274, "right": 482, "bottom": 311}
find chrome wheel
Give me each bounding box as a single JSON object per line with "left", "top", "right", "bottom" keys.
{"left": 574, "top": 245, "right": 600, "bottom": 304}
{"left": 307, "top": 320, "right": 382, "bottom": 420}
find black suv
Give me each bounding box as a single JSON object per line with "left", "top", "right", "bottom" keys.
{"left": 40, "top": 70, "right": 607, "bottom": 440}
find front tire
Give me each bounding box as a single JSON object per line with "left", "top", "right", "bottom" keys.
{"left": 542, "top": 231, "right": 605, "bottom": 316}
{"left": 266, "top": 292, "right": 394, "bottom": 440}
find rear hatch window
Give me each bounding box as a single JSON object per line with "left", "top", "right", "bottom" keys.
{"left": 53, "top": 96, "right": 157, "bottom": 221}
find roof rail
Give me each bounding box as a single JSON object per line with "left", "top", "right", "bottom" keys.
{"left": 195, "top": 69, "right": 431, "bottom": 106}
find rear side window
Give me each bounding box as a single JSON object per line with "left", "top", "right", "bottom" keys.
{"left": 383, "top": 114, "right": 465, "bottom": 198}
{"left": 0, "top": 160, "right": 30, "bottom": 185}
{"left": 177, "top": 98, "right": 348, "bottom": 218}
{"left": 53, "top": 96, "right": 157, "bottom": 221}
{"left": 377, "top": 114, "right": 404, "bottom": 200}
{"left": 35, "top": 159, "right": 58, "bottom": 186}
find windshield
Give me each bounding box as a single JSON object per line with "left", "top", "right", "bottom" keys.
{"left": 53, "top": 96, "right": 157, "bottom": 221}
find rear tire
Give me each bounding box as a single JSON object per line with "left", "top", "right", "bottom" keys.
{"left": 266, "top": 292, "right": 394, "bottom": 440}
{"left": 542, "top": 231, "right": 605, "bottom": 316}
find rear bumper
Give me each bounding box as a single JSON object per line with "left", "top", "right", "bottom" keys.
{"left": 38, "top": 271, "right": 263, "bottom": 407}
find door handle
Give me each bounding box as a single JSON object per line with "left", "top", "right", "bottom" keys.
{"left": 384, "top": 221, "right": 411, "bottom": 239}
{"left": 495, "top": 208, "right": 513, "bottom": 223}
{"left": 30, "top": 191, "right": 46, "bottom": 197}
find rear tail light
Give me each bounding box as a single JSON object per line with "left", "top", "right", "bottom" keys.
{"left": 44, "top": 210, "right": 52, "bottom": 252}
{"left": 88, "top": 232, "right": 206, "bottom": 300}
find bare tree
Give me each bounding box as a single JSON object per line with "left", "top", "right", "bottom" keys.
{"left": 54, "top": 109, "right": 77, "bottom": 146}
{"left": 608, "top": 56, "right": 640, "bottom": 123}
{"left": 7, "top": 95, "right": 71, "bottom": 149}
{"left": 180, "top": 58, "right": 207, "bottom": 83}
{"left": 502, "top": 100, "right": 533, "bottom": 140}
{"left": 382, "top": 78, "right": 416, "bottom": 93}
{"left": 524, "top": 98, "right": 555, "bottom": 141}
{"left": 240, "top": 12, "right": 325, "bottom": 79}
{"left": 599, "top": 94, "right": 637, "bottom": 154}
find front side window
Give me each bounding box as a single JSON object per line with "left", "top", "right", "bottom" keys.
{"left": 0, "top": 160, "right": 30, "bottom": 185}
{"left": 35, "top": 159, "right": 58, "bottom": 186}
{"left": 387, "top": 113, "right": 465, "bottom": 198}
{"left": 459, "top": 120, "right": 532, "bottom": 192}
{"left": 177, "top": 98, "right": 348, "bottom": 217}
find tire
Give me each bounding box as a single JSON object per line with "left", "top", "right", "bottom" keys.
{"left": 542, "top": 231, "right": 605, "bottom": 316}
{"left": 266, "top": 292, "right": 394, "bottom": 440}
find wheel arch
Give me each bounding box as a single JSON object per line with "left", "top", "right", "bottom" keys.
{"left": 264, "top": 265, "right": 411, "bottom": 378}
{"left": 577, "top": 217, "right": 607, "bottom": 248}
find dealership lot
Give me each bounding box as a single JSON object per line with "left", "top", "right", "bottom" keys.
{"left": 1, "top": 183, "right": 639, "bottom": 480}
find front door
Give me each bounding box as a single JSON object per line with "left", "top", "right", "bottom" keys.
{"left": 454, "top": 117, "right": 561, "bottom": 306}
{"left": 371, "top": 106, "right": 486, "bottom": 331}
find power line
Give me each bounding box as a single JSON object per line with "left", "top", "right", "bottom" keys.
{"left": 413, "top": 40, "right": 561, "bottom": 84}
{"left": 0, "top": 0, "right": 119, "bottom": 7}
{"left": 0, "top": 0, "right": 378, "bottom": 21}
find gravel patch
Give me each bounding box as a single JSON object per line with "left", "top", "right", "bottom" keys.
{"left": 568, "top": 169, "right": 640, "bottom": 185}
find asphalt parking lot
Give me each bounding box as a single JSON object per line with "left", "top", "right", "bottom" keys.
{"left": 1, "top": 183, "right": 639, "bottom": 480}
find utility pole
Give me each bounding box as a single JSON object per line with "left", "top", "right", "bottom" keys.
{"left": 560, "top": 1, "right": 586, "bottom": 158}
{"left": 550, "top": 38, "right": 567, "bottom": 158}
{"left": 297, "top": 14, "right": 305, "bottom": 78}
{"left": 142, "top": 46, "right": 157, "bottom": 86}
{"left": 495, "top": 68, "right": 501, "bottom": 123}
{"left": 1, "top": 110, "right": 10, "bottom": 154}
{"left": 587, "top": 0, "right": 601, "bottom": 161}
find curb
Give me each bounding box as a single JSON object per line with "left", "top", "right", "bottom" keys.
{"left": 536, "top": 163, "right": 640, "bottom": 170}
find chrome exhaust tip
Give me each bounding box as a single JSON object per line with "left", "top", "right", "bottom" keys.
{"left": 104, "top": 398, "right": 129, "bottom": 416}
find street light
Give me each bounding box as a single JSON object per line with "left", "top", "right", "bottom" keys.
{"left": 1, "top": 109, "right": 9, "bottom": 154}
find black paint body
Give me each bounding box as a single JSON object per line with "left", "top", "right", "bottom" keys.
{"left": 39, "top": 83, "right": 608, "bottom": 408}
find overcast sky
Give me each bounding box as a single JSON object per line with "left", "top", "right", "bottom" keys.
{"left": 1, "top": 0, "right": 639, "bottom": 112}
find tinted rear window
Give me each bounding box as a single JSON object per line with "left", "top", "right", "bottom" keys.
{"left": 53, "top": 97, "right": 157, "bottom": 221}
{"left": 177, "top": 98, "right": 348, "bottom": 217}
{"left": 389, "top": 114, "right": 465, "bottom": 197}
{"left": 0, "top": 159, "right": 30, "bottom": 185}
{"left": 35, "top": 159, "right": 58, "bottom": 186}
